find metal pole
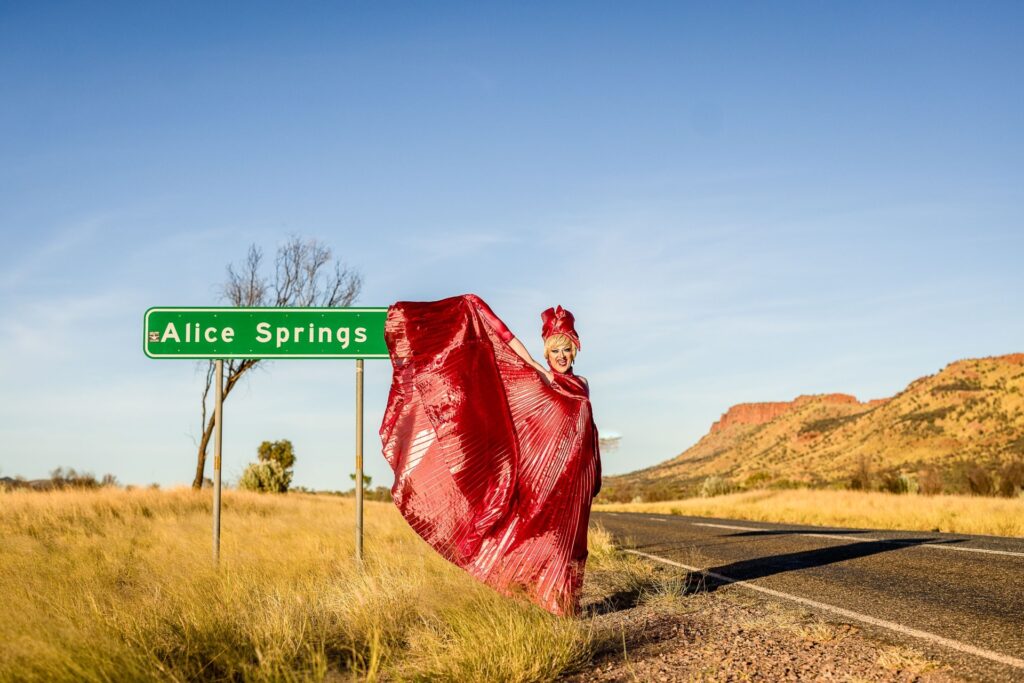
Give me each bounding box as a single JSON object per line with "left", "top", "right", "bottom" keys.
{"left": 355, "top": 358, "right": 364, "bottom": 565}
{"left": 213, "top": 359, "right": 223, "bottom": 564}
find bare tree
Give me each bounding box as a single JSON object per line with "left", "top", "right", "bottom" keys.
{"left": 191, "top": 237, "right": 362, "bottom": 489}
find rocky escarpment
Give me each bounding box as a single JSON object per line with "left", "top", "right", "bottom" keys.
{"left": 600, "top": 353, "right": 1024, "bottom": 501}
{"left": 710, "top": 394, "right": 866, "bottom": 434}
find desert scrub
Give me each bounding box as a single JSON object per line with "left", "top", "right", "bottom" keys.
{"left": 0, "top": 488, "right": 610, "bottom": 682}
{"left": 699, "top": 475, "right": 736, "bottom": 498}
{"left": 594, "top": 488, "right": 1024, "bottom": 537}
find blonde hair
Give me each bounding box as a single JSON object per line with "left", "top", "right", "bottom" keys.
{"left": 543, "top": 333, "right": 578, "bottom": 363}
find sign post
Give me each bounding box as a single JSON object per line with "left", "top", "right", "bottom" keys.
{"left": 213, "top": 359, "right": 223, "bottom": 563}
{"left": 144, "top": 307, "right": 388, "bottom": 565}
{"left": 355, "top": 358, "right": 364, "bottom": 565}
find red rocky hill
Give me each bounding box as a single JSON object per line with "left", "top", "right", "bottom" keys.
{"left": 600, "top": 354, "right": 1024, "bottom": 502}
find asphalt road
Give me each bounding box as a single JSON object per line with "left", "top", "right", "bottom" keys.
{"left": 592, "top": 511, "right": 1024, "bottom": 682}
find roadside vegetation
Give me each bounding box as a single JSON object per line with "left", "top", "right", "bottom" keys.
{"left": 0, "top": 486, "right": 669, "bottom": 682}
{"left": 599, "top": 455, "right": 1024, "bottom": 504}
{"left": 595, "top": 487, "right": 1024, "bottom": 537}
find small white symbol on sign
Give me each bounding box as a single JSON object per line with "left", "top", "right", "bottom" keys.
{"left": 148, "top": 331, "right": 160, "bottom": 342}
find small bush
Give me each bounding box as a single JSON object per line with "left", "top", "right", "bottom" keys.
{"left": 744, "top": 471, "right": 773, "bottom": 488}
{"left": 930, "top": 378, "right": 983, "bottom": 393}
{"left": 918, "top": 468, "right": 944, "bottom": 495}
{"left": 998, "top": 460, "right": 1024, "bottom": 497}
{"left": 699, "top": 475, "right": 735, "bottom": 498}
{"left": 239, "top": 439, "right": 297, "bottom": 493}
{"left": 966, "top": 465, "right": 995, "bottom": 496}
{"left": 365, "top": 486, "right": 393, "bottom": 502}
{"left": 899, "top": 407, "right": 955, "bottom": 424}
{"left": 49, "top": 467, "right": 119, "bottom": 490}
{"left": 799, "top": 414, "right": 860, "bottom": 435}
{"left": 849, "top": 455, "right": 873, "bottom": 491}
{"left": 643, "top": 481, "right": 686, "bottom": 502}
{"left": 880, "top": 472, "right": 915, "bottom": 495}
{"left": 238, "top": 459, "right": 292, "bottom": 493}
{"left": 258, "top": 439, "right": 296, "bottom": 470}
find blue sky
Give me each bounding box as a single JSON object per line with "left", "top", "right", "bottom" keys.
{"left": 1, "top": 2, "right": 1022, "bottom": 489}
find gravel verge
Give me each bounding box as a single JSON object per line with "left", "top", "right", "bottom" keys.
{"left": 566, "top": 571, "right": 961, "bottom": 682}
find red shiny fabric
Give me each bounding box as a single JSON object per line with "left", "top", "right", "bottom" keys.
{"left": 380, "top": 294, "right": 601, "bottom": 616}
{"left": 541, "top": 305, "right": 581, "bottom": 350}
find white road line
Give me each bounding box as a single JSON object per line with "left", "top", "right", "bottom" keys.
{"left": 625, "top": 549, "right": 1024, "bottom": 671}
{"left": 651, "top": 518, "right": 669, "bottom": 522}
{"left": 803, "top": 533, "right": 1024, "bottom": 557}
{"left": 924, "top": 545, "right": 1024, "bottom": 557}
{"left": 693, "top": 522, "right": 762, "bottom": 532}
{"left": 693, "top": 523, "right": 1024, "bottom": 558}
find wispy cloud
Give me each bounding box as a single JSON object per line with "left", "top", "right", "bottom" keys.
{"left": 0, "top": 215, "right": 113, "bottom": 292}
{"left": 402, "top": 230, "right": 517, "bottom": 263}
{"left": 0, "top": 289, "right": 140, "bottom": 374}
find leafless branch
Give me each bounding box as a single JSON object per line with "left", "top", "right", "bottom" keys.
{"left": 191, "top": 236, "right": 362, "bottom": 489}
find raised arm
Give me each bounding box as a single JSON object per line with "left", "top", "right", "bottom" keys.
{"left": 508, "top": 337, "right": 554, "bottom": 382}
{"left": 467, "top": 294, "right": 553, "bottom": 383}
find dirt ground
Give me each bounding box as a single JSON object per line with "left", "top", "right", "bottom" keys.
{"left": 565, "top": 588, "right": 960, "bottom": 682}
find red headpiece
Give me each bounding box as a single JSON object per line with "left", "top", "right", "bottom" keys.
{"left": 541, "top": 305, "right": 581, "bottom": 350}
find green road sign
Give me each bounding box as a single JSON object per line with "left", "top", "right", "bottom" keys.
{"left": 144, "top": 307, "right": 389, "bottom": 359}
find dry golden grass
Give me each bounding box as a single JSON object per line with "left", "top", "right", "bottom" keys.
{"left": 581, "top": 525, "right": 699, "bottom": 612}
{"left": 722, "top": 592, "right": 853, "bottom": 646}
{"left": 0, "top": 487, "right": 618, "bottom": 682}
{"left": 875, "top": 644, "right": 943, "bottom": 675}
{"left": 595, "top": 488, "right": 1024, "bottom": 537}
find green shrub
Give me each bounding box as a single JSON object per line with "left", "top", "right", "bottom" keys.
{"left": 930, "top": 378, "right": 983, "bottom": 393}
{"left": 744, "top": 471, "right": 773, "bottom": 488}
{"left": 880, "top": 472, "right": 915, "bottom": 494}
{"left": 798, "top": 414, "right": 860, "bottom": 435}
{"left": 239, "top": 439, "right": 297, "bottom": 493}
{"left": 258, "top": 439, "right": 296, "bottom": 470}
{"left": 48, "top": 467, "right": 119, "bottom": 490}
{"left": 899, "top": 407, "right": 955, "bottom": 424}
{"left": 238, "top": 459, "right": 292, "bottom": 493}
{"left": 699, "top": 475, "right": 735, "bottom": 498}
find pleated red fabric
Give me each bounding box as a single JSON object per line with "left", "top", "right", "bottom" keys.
{"left": 380, "top": 293, "right": 601, "bottom": 616}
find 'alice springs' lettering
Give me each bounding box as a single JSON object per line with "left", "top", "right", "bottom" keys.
{"left": 160, "top": 322, "right": 367, "bottom": 349}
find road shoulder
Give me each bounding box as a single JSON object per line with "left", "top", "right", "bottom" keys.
{"left": 568, "top": 587, "right": 959, "bottom": 682}
{"left": 569, "top": 531, "right": 961, "bottom": 682}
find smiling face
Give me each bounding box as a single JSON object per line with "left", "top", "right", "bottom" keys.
{"left": 544, "top": 333, "right": 577, "bottom": 374}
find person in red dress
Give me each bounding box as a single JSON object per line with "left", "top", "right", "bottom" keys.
{"left": 380, "top": 293, "right": 601, "bottom": 616}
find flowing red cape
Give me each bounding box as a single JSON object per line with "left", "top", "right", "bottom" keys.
{"left": 379, "top": 294, "right": 601, "bottom": 615}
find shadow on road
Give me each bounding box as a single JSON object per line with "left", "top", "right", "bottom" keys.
{"left": 590, "top": 522, "right": 973, "bottom": 614}
{"left": 719, "top": 528, "right": 970, "bottom": 549}
{"left": 662, "top": 537, "right": 936, "bottom": 593}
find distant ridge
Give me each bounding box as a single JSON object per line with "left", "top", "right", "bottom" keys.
{"left": 600, "top": 353, "right": 1024, "bottom": 501}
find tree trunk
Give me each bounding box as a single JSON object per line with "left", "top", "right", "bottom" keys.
{"left": 191, "top": 367, "right": 246, "bottom": 490}
{"left": 192, "top": 414, "right": 217, "bottom": 490}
